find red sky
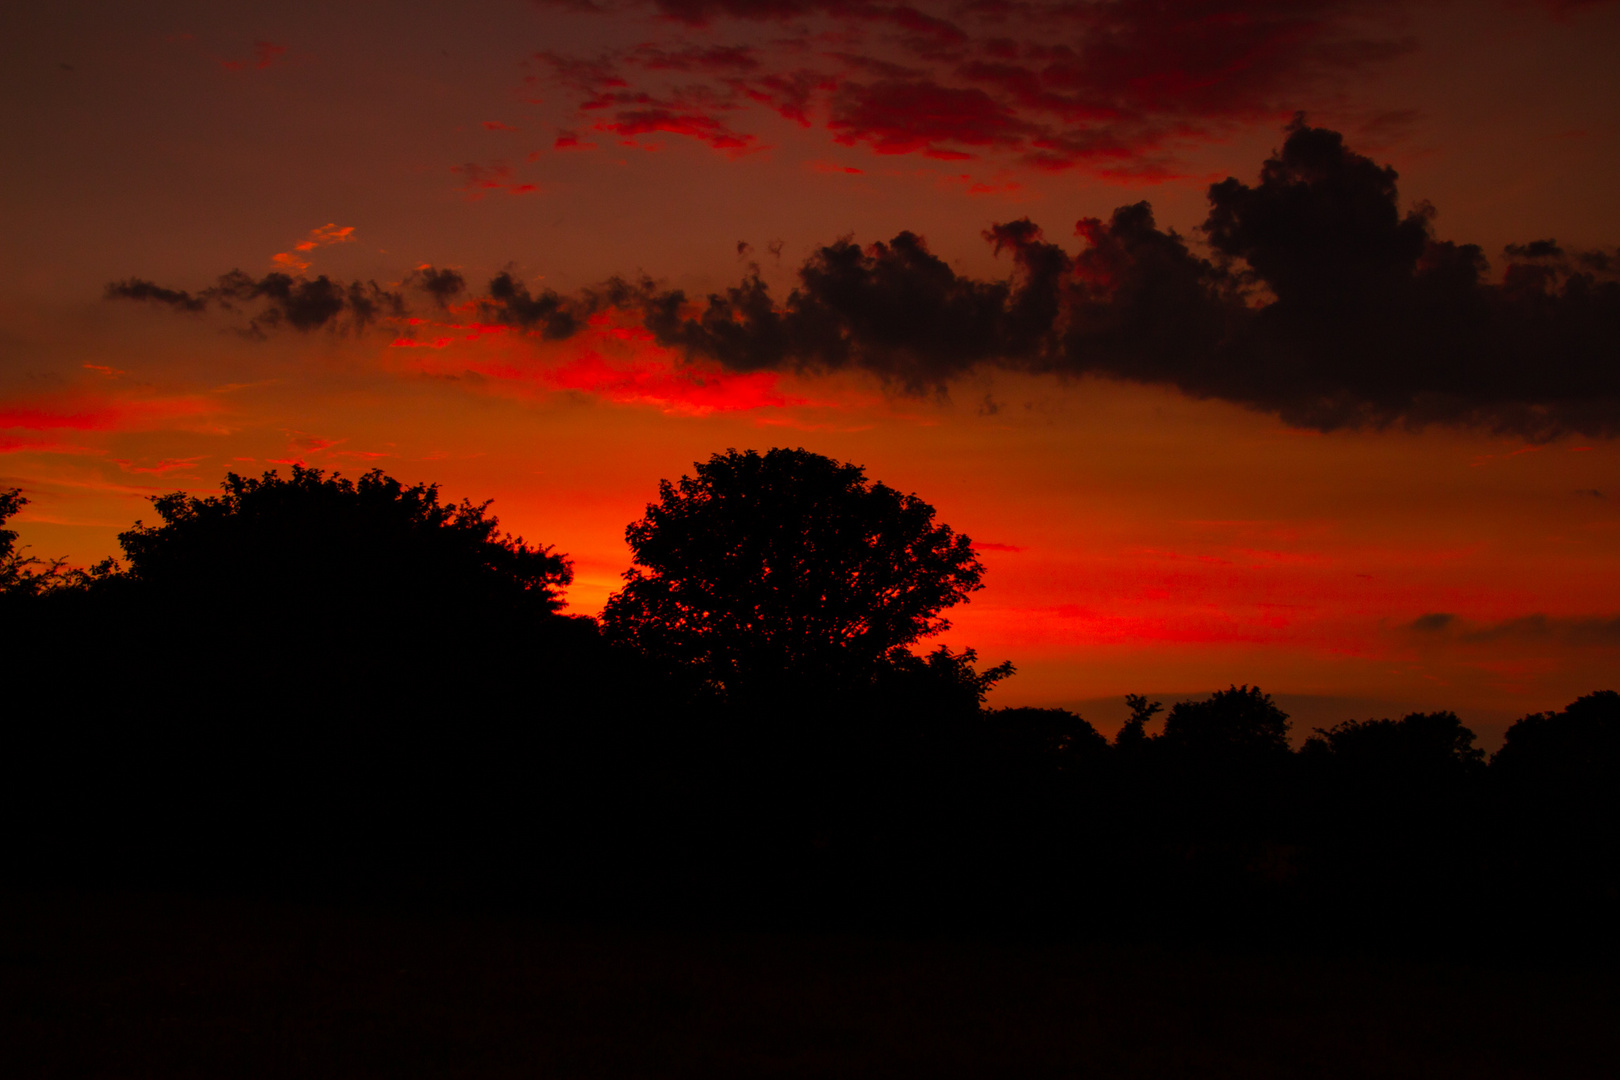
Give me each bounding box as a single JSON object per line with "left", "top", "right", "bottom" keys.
{"left": 4, "top": 0, "right": 1619, "bottom": 742}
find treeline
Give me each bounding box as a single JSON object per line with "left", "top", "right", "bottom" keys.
{"left": 1, "top": 458, "right": 1615, "bottom": 957}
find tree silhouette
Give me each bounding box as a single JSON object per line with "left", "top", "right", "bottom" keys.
{"left": 602, "top": 447, "right": 988, "bottom": 698}
{"left": 119, "top": 465, "right": 571, "bottom": 617}
{"left": 88, "top": 464, "right": 585, "bottom": 720}
{"left": 1161, "top": 684, "right": 1291, "bottom": 760}
{"left": 1491, "top": 691, "right": 1620, "bottom": 913}
{"left": 1298, "top": 711, "right": 1488, "bottom": 923}
{"left": 1302, "top": 711, "right": 1485, "bottom": 777}
{"left": 0, "top": 488, "right": 27, "bottom": 592}
{"left": 1116, "top": 693, "right": 1164, "bottom": 749}
{"left": 0, "top": 488, "right": 109, "bottom": 596}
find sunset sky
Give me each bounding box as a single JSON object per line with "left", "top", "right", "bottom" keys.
{"left": 4, "top": 0, "right": 1618, "bottom": 742}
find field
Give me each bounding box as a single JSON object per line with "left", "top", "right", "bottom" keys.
{"left": 3, "top": 888, "right": 1614, "bottom": 1078}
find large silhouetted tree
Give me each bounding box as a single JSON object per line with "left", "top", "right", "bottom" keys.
{"left": 91, "top": 465, "right": 586, "bottom": 714}
{"left": 116, "top": 466, "right": 571, "bottom": 642}
{"left": 602, "top": 448, "right": 988, "bottom": 699}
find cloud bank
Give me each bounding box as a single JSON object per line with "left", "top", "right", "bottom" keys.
{"left": 111, "top": 121, "right": 1620, "bottom": 437}
{"left": 108, "top": 272, "right": 405, "bottom": 337}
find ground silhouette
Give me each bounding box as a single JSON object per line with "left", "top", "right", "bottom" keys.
{"left": 0, "top": 457, "right": 1616, "bottom": 958}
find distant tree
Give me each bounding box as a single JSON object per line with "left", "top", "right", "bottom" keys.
{"left": 1115, "top": 693, "right": 1163, "bottom": 748}
{"left": 988, "top": 705, "right": 1108, "bottom": 771}
{"left": 1297, "top": 710, "right": 1488, "bottom": 902}
{"left": 1489, "top": 691, "right": 1620, "bottom": 901}
{"left": 0, "top": 488, "right": 109, "bottom": 597}
{"left": 0, "top": 488, "right": 28, "bottom": 593}
{"left": 1492, "top": 691, "right": 1620, "bottom": 785}
{"left": 1301, "top": 711, "right": 1484, "bottom": 778}
{"left": 602, "top": 447, "right": 992, "bottom": 699}
{"left": 1161, "top": 685, "right": 1291, "bottom": 760}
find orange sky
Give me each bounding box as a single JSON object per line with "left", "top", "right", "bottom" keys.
{"left": 4, "top": 0, "right": 1619, "bottom": 743}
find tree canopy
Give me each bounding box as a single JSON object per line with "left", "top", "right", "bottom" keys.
{"left": 1160, "top": 684, "right": 1292, "bottom": 760}
{"left": 0, "top": 488, "right": 25, "bottom": 592}
{"left": 105, "top": 467, "right": 577, "bottom": 679}
{"left": 602, "top": 447, "right": 987, "bottom": 697}
{"left": 117, "top": 465, "right": 571, "bottom": 613}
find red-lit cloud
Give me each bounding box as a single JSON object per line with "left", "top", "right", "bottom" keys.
{"left": 0, "top": 397, "right": 212, "bottom": 432}
{"left": 220, "top": 40, "right": 286, "bottom": 72}
{"left": 593, "top": 109, "right": 757, "bottom": 152}
{"left": 114, "top": 456, "right": 208, "bottom": 476}
{"left": 272, "top": 223, "right": 355, "bottom": 272}
{"left": 451, "top": 162, "right": 538, "bottom": 197}
{"left": 830, "top": 80, "right": 1029, "bottom": 158}
{"left": 528, "top": 0, "right": 1430, "bottom": 174}
{"left": 544, "top": 351, "right": 803, "bottom": 413}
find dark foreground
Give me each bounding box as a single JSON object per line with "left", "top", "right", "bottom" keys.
{"left": 3, "top": 888, "right": 1614, "bottom": 1079}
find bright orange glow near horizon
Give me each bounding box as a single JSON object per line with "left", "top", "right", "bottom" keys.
{"left": 5, "top": 0, "right": 1619, "bottom": 745}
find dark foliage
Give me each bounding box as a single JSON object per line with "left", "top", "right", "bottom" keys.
{"left": 602, "top": 448, "right": 992, "bottom": 701}
{"left": 117, "top": 465, "right": 572, "bottom": 622}
{"left": 2, "top": 461, "right": 1617, "bottom": 959}
{"left": 1490, "top": 691, "right": 1620, "bottom": 914}
{"left": 1160, "top": 683, "right": 1291, "bottom": 760}
{"left": 0, "top": 487, "right": 25, "bottom": 590}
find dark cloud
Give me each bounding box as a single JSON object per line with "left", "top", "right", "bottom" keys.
{"left": 646, "top": 0, "right": 860, "bottom": 23}
{"left": 610, "top": 120, "right": 1620, "bottom": 436}
{"left": 1408, "top": 612, "right": 1620, "bottom": 646}
{"left": 481, "top": 272, "right": 584, "bottom": 340}
{"left": 106, "top": 279, "right": 208, "bottom": 313}
{"left": 109, "top": 272, "right": 403, "bottom": 335}
{"left": 629, "top": 43, "right": 760, "bottom": 73}
{"left": 1505, "top": 239, "right": 1564, "bottom": 259}
{"left": 408, "top": 267, "right": 466, "bottom": 308}
{"left": 1410, "top": 613, "right": 1456, "bottom": 632}
{"left": 111, "top": 122, "right": 1620, "bottom": 437}
{"left": 1200, "top": 121, "right": 1620, "bottom": 434}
